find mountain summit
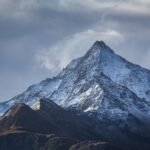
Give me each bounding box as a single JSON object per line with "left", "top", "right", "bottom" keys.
{"left": 1, "top": 41, "right": 150, "bottom": 122}
{"left": 90, "top": 40, "right": 113, "bottom": 53}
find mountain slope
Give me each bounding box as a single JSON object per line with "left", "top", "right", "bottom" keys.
{"left": 0, "top": 99, "right": 122, "bottom": 150}
{"left": 0, "top": 103, "right": 58, "bottom": 134}
{"left": 0, "top": 99, "right": 100, "bottom": 140}
{"left": 33, "top": 98, "right": 100, "bottom": 140}
{"left": 0, "top": 101, "right": 76, "bottom": 150}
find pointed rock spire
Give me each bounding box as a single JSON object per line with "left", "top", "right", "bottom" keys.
{"left": 86, "top": 41, "right": 114, "bottom": 57}
{"left": 92, "top": 41, "right": 108, "bottom": 49}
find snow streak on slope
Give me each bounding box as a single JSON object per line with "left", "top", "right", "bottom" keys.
{"left": 98, "top": 43, "right": 150, "bottom": 102}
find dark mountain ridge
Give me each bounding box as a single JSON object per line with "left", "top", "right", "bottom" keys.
{"left": 0, "top": 99, "right": 122, "bottom": 150}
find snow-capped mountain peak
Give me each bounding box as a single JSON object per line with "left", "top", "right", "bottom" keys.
{"left": 1, "top": 41, "right": 150, "bottom": 123}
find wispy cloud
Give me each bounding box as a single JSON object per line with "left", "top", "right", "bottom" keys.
{"left": 36, "top": 28, "right": 123, "bottom": 72}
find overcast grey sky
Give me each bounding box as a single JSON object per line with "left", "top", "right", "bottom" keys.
{"left": 0, "top": 0, "right": 150, "bottom": 101}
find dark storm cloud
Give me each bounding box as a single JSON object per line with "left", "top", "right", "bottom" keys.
{"left": 0, "top": 0, "right": 150, "bottom": 101}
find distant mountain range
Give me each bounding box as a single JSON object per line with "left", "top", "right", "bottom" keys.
{"left": 1, "top": 41, "right": 150, "bottom": 150}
